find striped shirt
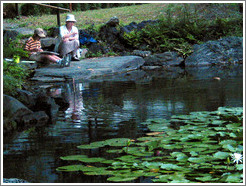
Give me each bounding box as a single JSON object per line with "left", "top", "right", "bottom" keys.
{"left": 24, "top": 37, "right": 41, "bottom": 53}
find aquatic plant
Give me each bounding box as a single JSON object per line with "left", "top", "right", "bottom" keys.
{"left": 57, "top": 107, "right": 243, "bottom": 183}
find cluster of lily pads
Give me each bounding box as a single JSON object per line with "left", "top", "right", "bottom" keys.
{"left": 57, "top": 107, "right": 243, "bottom": 183}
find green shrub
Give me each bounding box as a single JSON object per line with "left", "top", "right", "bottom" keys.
{"left": 3, "top": 38, "right": 30, "bottom": 95}
{"left": 3, "top": 60, "right": 29, "bottom": 96}
{"left": 122, "top": 3, "right": 243, "bottom": 57}
{"left": 3, "top": 37, "right": 29, "bottom": 59}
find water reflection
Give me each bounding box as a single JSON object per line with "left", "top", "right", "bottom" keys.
{"left": 3, "top": 67, "right": 243, "bottom": 183}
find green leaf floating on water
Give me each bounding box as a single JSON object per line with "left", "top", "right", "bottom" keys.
{"left": 171, "top": 152, "right": 188, "bottom": 162}
{"left": 116, "top": 155, "right": 139, "bottom": 163}
{"left": 123, "top": 146, "right": 153, "bottom": 156}
{"left": 153, "top": 172, "right": 190, "bottom": 183}
{"left": 106, "top": 149, "right": 123, "bottom": 153}
{"left": 160, "top": 164, "right": 183, "bottom": 170}
{"left": 213, "top": 151, "right": 230, "bottom": 159}
{"left": 107, "top": 176, "right": 137, "bottom": 182}
{"left": 195, "top": 174, "right": 218, "bottom": 182}
{"left": 188, "top": 157, "right": 206, "bottom": 163}
{"left": 105, "top": 138, "right": 131, "bottom": 146}
{"left": 236, "top": 164, "right": 243, "bottom": 171}
{"left": 220, "top": 139, "right": 237, "bottom": 146}
{"left": 56, "top": 165, "right": 85, "bottom": 172}
{"left": 180, "top": 133, "right": 205, "bottom": 142}
{"left": 60, "top": 155, "right": 88, "bottom": 160}
{"left": 225, "top": 173, "right": 243, "bottom": 183}
{"left": 77, "top": 138, "right": 131, "bottom": 149}
{"left": 61, "top": 155, "right": 106, "bottom": 163}
{"left": 83, "top": 168, "right": 113, "bottom": 175}
{"left": 77, "top": 141, "right": 107, "bottom": 149}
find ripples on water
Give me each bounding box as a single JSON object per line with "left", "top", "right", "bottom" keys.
{"left": 3, "top": 66, "right": 243, "bottom": 183}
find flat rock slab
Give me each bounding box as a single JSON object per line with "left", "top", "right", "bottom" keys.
{"left": 31, "top": 56, "right": 144, "bottom": 82}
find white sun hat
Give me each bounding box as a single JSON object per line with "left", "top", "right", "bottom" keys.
{"left": 66, "top": 14, "right": 77, "bottom": 22}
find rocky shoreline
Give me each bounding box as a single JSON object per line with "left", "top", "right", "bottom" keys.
{"left": 2, "top": 17, "right": 243, "bottom": 136}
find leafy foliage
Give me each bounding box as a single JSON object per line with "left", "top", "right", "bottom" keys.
{"left": 122, "top": 4, "right": 243, "bottom": 57}
{"left": 3, "top": 60, "right": 29, "bottom": 96}
{"left": 3, "top": 37, "right": 30, "bottom": 96}
{"left": 3, "top": 37, "right": 28, "bottom": 59}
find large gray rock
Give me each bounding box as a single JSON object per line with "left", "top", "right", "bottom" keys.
{"left": 3, "top": 27, "right": 34, "bottom": 41}
{"left": 144, "top": 51, "right": 184, "bottom": 66}
{"left": 3, "top": 94, "right": 33, "bottom": 121}
{"left": 106, "top": 16, "right": 119, "bottom": 27}
{"left": 15, "top": 89, "right": 36, "bottom": 109}
{"left": 3, "top": 94, "right": 50, "bottom": 133}
{"left": 120, "top": 20, "right": 159, "bottom": 34}
{"left": 99, "top": 17, "right": 126, "bottom": 52}
{"left": 185, "top": 36, "right": 243, "bottom": 66}
{"left": 31, "top": 56, "right": 145, "bottom": 82}
{"left": 40, "top": 37, "right": 57, "bottom": 49}
{"left": 3, "top": 94, "right": 32, "bottom": 133}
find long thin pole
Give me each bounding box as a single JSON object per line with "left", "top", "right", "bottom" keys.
{"left": 69, "top": 3, "right": 72, "bottom": 12}
{"left": 15, "top": 3, "right": 19, "bottom": 17}
{"left": 57, "top": 9, "right": 60, "bottom": 27}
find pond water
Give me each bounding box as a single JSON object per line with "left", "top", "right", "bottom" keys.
{"left": 3, "top": 65, "right": 243, "bottom": 183}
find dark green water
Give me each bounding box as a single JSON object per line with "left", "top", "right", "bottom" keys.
{"left": 3, "top": 66, "right": 243, "bottom": 183}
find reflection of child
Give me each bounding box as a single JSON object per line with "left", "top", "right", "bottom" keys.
{"left": 25, "top": 28, "right": 65, "bottom": 67}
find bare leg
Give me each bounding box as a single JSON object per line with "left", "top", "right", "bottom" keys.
{"left": 72, "top": 40, "right": 80, "bottom": 58}
{"left": 41, "top": 54, "right": 61, "bottom": 63}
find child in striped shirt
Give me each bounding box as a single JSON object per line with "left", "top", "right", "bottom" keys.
{"left": 25, "top": 28, "right": 66, "bottom": 67}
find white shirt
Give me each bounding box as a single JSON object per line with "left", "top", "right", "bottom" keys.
{"left": 59, "top": 25, "right": 79, "bottom": 40}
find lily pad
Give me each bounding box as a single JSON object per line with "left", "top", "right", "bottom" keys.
{"left": 160, "top": 163, "right": 183, "bottom": 170}
{"left": 195, "top": 174, "right": 214, "bottom": 182}
{"left": 106, "top": 149, "right": 123, "bottom": 153}
{"left": 56, "top": 165, "right": 85, "bottom": 172}
{"left": 105, "top": 138, "right": 131, "bottom": 147}
{"left": 225, "top": 173, "right": 242, "bottom": 183}
{"left": 188, "top": 157, "right": 205, "bottom": 163}
{"left": 116, "top": 155, "right": 139, "bottom": 163}
{"left": 107, "top": 176, "right": 137, "bottom": 182}
{"left": 236, "top": 164, "right": 243, "bottom": 171}
{"left": 124, "top": 146, "right": 153, "bottom": 156}
{"left": 77, "top": 141, "right": 107, "bottom": 149}
{"left": 142, "top": 161, "right": 163, "bottom": 169}
{"left": 60, "top": 155, "right": 88, "bottom": 161}
{"left": 171, "top": 152, "right": 188, "bottom": 162}
{"left": 77, "top": 138, "right": 131, "bottom": 149}
{"left": 213, "top": 151, "right": 230, "bottom": 160}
